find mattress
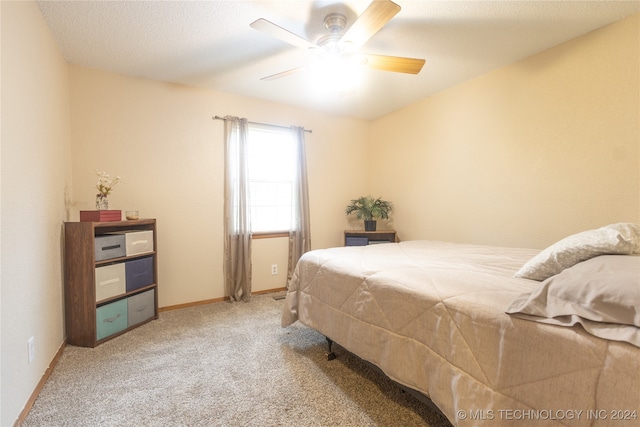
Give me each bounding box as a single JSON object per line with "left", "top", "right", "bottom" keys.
{"left": 282, "top": 240, "right": 640, "bottom": 426}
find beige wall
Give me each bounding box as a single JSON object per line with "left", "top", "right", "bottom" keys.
{"left": 252, "top": 237, "right": 289, "bottom": 293}
{"left": 370, "top": 14, "right": 640, "bottom": 249}
{"left": 1, "top": 1, "right": 72, "bottom": 425}
{"left": 68, "top": 65, "right": 370, "bottom": 307}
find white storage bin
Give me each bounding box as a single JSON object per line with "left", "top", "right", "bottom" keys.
{"left": 95, "top": 263, "right": 126, "bottom": 301}
{"left": 110, "top": 230, "right": 154, "bottom": 256}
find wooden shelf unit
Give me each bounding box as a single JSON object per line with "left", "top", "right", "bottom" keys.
{"left": 64, "top": 219, "right": 158, "bottom": 347}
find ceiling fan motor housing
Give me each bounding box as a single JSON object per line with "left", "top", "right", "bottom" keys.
{"left": 318, "top": 13, "right": 349, "bottom": 54}
{"left": 324, "top": 13, "right": 347, "bottom": 33}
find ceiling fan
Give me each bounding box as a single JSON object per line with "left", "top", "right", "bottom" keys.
{"left": 250, "top": 0, "right": 425, "bottom": 81}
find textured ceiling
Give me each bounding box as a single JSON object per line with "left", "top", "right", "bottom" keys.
{"left": 37, "top": 0, "right": 640, "bottom": 120}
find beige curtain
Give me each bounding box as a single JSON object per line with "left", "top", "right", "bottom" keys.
{"left": 287, "top": 126, "right": 311, "bottom": 284}
{"left": 223, "top": 116, "right": 252, "bottom": 302}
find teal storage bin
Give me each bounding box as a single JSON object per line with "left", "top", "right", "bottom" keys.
{"left": 96, "top": 299, "right": 128, "bottom": 340}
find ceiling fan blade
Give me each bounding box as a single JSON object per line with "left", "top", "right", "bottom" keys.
{"left": 250, "top": 18, "right": 317, "bottom": 49}
{"left": 260, "top": 66, "right": 306, "bottom": 81}
{"left": 341, "top": 0, "right": 401, "bottom": 49}
{"left": 363, "top": 54, "right": 425, "bottom": 74}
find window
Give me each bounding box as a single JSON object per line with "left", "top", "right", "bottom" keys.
{"left": 247, "top": 124, "right": 295, "bottom": 233}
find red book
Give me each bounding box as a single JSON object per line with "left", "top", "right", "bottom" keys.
{"left": 80, "top": 210, "right": 122, "bottom": 222}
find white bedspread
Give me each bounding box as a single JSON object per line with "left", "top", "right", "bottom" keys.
{"left": 282, "top": 241, "right": 640, "bottom": 426}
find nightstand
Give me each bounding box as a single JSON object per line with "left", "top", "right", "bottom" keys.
{"left": 344, "top": 230, "right": 397, "bottom": 246}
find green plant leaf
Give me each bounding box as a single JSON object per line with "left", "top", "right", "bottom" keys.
{"left": 345, "top": 196, "right": 393, "bottom": 221}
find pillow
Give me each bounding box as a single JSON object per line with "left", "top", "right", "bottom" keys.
{"left": 507, "top": 255, "right": 640, "bottom": 347}
{"left": 514, "top": 222, "right": 640, "bottom": 281}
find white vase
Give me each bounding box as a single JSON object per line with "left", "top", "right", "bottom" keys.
{"left": 96, "top": 194, "right": 109, "bottom": 210}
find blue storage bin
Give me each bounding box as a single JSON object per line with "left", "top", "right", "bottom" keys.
{"left": 346, "top": 236, "right": 369, "bottom": 246}
{"left": 125, "top": 257, "right": 154, "bottom": 292}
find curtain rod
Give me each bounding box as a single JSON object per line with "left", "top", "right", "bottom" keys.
{"left": 213, "top": 116, "right": 312, "bottom": 133}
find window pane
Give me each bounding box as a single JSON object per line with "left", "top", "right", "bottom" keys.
{"left": 247, "top": 125, "right": 295, "bottom": 232}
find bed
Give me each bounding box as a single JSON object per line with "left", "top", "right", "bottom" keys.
{"left": 282, "top": 224, "right": 640, "bottom": 426}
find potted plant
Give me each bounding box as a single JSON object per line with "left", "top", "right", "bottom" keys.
{"left": 345, "top": 196, "right": 393, "bottom": 231}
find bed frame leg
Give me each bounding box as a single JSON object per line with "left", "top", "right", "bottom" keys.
{"left": 325, "top": 337, "right": 336, "bottom": 361}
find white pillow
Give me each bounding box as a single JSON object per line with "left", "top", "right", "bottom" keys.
{"left": 514, "top": 223, "right": 640, "bottom": 281}
{"left": 507, "top": 255, "right": 640, "bottom": 347}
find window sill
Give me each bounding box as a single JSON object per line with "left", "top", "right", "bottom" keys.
{"left": 252, "top": 231, "right": 290, "bottom": 239}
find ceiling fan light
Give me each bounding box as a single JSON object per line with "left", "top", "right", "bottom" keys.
{"left": 308, "top": 55, "right": 364, "bottom": 98}
{"left": 316, "top": 34, "right": 343, "bottom": 56}
{"left": 340, "top": 40, "right": 357, "bottom": 54}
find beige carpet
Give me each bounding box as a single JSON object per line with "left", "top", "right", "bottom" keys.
{"left": 23, "top": 293, "right": 453, "bottom": 426}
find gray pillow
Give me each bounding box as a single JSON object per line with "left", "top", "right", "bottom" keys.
{"left": 507, "top": 255, "right": 640, "bottom": 347}
{"left": 515, "top": 223, "right": 640, "bottom": 281}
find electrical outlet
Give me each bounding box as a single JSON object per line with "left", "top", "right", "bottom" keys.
{"left": 28, "top": 337, "right": 35, "bottom": 364}
{"left": 271, "top": 264, "right": 278, "bottom": 275}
